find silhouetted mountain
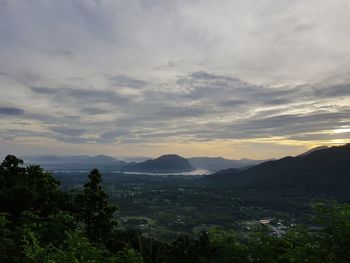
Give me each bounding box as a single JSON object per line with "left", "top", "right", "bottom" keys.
{"left": 297, "top": 146, "right": 328, "bottom": 156}
{"left": 117, "top": 156, "right": 151, "bottom": 162}
{"left": 189, "top": 157, "right": 267, "bottom": 171}
{"left": 24, "top": 155, "right": 126, "bottom": 171}
{"left": 207, "top": 144, "right": 350, "bottom": 197}
{"left": 208, "top": 167, "right": 240, "bottom": 176}
{"left": 124, "top": 154, "right": 194, "bottom": 173}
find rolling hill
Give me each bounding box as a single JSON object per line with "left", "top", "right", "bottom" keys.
{"left": 25, "top": 154, "right": 195, "bottom": 173}
{"left": 123, "top": 154, "right": 194, "bottom": 173}
{"left": 188, "top": 157, "right": 267, "bottom": 171}
{"left": 206, "top": 144, "right": 350, "bottom": 197}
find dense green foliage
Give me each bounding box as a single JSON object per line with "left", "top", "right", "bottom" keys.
{"left": 1, "top": 155, "right": 350, "bottom": 262}
{"left": 75, "top": 168, "right": 118, "bottom": 242}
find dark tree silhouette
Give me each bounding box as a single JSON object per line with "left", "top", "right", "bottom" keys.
{"left": 77, "top": 169, "right": 117, "bottom": 242}
{"left": 0, "top": 155, "right": 60, "bottom": 219}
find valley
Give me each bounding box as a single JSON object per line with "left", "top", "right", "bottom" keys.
{"left": 52, "top": 144, "right": 350, "bottom": 240}
{"left": 54, "top": 171, "right": 313, "bottom": 241}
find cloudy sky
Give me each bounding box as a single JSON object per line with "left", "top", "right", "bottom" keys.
{"left": 1, "top": 0, "right": 350, "bottom": 159}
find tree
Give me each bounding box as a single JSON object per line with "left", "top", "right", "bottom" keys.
{"left": 24, "top": 229, "right": 117, "bottom": 263}
{"left": 0, "top": 214, "right": 18, "bottom": 262}
{"left": 77, "top": 169, "right": 117, "bottom": 242}
{"left": 116, "top": 245, "right": 144, "bottom": 263}
{"left": 313, "top": 201, "right": 350, "bottom": 262}
{"left": 167, "top": 231, "right": 215, "bottom": 263}
{"left": 0, "top": 155, "right": 61, "bottom": 219}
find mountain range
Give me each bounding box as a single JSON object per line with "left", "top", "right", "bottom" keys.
{"left": 16, "top": 143, "right": 350, "bottom": 200}
{"left": 24, "top": 154, "right": 266, "bottom": 173}
{"left": 24, "top": 154, "right": 127, "bottom": 171}
{"left": 206, "top": 144, "right": 350, "bottom": 198}
{"left": 25, "top": 154, "right": 194, "bottom": 173}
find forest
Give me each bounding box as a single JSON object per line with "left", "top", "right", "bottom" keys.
{"left": 1, "top": 155, "right": 350, "bottom": 263}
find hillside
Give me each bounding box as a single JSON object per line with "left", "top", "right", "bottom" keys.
{"left": 189, "top": 157, "right": 266, "bottom": 171}
{"left": 297, "top": 145, "right": 329, "bottom": 156}
{"left": 207, "top": 144, "right": 350, "bottom": 197}
{"left": 124, "top": 154, "right": 194, "bottom": 173}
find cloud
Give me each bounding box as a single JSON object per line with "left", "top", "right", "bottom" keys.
{"left": 49, "top": 126, "right": 87, "bottom": 137}
{"left": 0, "top": 107, "right": 25, "bottom": 115}
{"left": 82, "top": 107, "right": 109, "bottom": 115}
{"left": 1, "top": 1, "right": 350, "bottom": 158}
{"left": 288, "top": 132, "right": 350, "bottom": 141}
{"left": 99, "top": 130, "right": 130, "bottom": 141}
{"left": 2, "top": 0, "right": 350, "bottom": 83}
{"left": 30, "top": 86, "right": 57, "bottom": 94}
{"left": 228, "top": 111, "right": 350, "bottom": 138}
{"left": 29, "top": 85, "right": 131, "bottom": 106}
{"left": 109, "top": 75, "right": 147, "bottom": 89}
{"left": 49, "top": 48, "right": 74, "bottom": 57}
{"left": 0, "top": 129, "right": 48, "bottom": 141}
{"left": 315, "top": 83, "right": 350, "bottom": 98}
{"left": 2, "top": 69, "right": 350, "bottom": 150}
{"left": 220, "top": 99, "right": 247, "bottom": 108}
{"left": 156, "top": 106, "right": 209, "bottom": 118}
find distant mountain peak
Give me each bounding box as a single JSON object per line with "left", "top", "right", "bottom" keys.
{"left": 156, "top": 154, "right": 185, "bottom": 160}
{"left": 124, "top": 154, "right": 194, "bottom": 173}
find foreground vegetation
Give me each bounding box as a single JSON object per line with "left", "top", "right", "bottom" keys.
{"left": 1, "top": 155, "right": 350, "bottom": 262}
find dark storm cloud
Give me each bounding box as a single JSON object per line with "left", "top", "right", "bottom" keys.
{"left": 0, "top": 107, "right": 25, "bottom": 115}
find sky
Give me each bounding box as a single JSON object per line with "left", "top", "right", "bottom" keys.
{"left": 1, "top": 0, "right": 350, "bottom": 160}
